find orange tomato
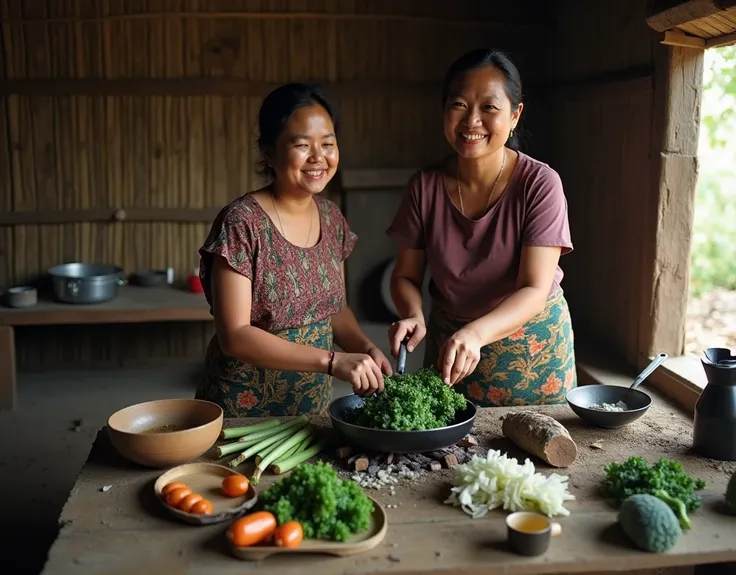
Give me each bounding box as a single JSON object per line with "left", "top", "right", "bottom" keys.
{"left": 221, "top": 474, "right": 249, "bottom": 498}
{"left": 161, "top": 481, "right": 188, "bottom": 497}
{"left": 273, "top": 521, "right": 303, "bottom": 548}
{"left": 228, "top": 511, "right": 277, "bottom": 547}
{"left": 190, "top": 499, "right": 213, "bottom": 515}
{"left": 178, "top": 492, "right": 204, "bottom": 513}
{"left": 165, "top": 487, "right": 192, "bottom": 507}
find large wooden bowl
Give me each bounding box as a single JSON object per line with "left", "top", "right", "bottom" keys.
{"left": 107, "top": 399, "right": 224, "bottom": 468}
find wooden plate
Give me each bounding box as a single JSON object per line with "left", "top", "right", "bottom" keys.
{"left": 154, "top": 462, "right": 258, "bottom": 525}
{"left": 227, "top": 496, "right": 387, "bottom": 561}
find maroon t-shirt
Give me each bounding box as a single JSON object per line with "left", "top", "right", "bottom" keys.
{"left": 387, "top": 151, "right": 573, "bottom": 320}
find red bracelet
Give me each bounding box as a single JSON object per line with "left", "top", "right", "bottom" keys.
{"left": 327, "top": 351, "right": 335, "bottom": 375}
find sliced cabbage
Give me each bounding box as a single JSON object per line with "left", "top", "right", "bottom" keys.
{"left": 445, "top": 449, "right": 576, "bottom": 518}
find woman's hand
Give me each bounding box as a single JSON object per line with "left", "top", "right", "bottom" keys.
{"left": 388, "top": 316, "right": 427, "bottom": 358}
{"left": 332, "top": 352, "right": 385, "bottom": 396}
{"left": 366, "top": 346, "right": 393, "bottom": 377}
{"left": 437, "top": 328, "right": 482, "bottom": 385}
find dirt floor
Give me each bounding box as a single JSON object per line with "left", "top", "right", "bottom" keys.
{"left": 686, "top": 288, "right": 736, "bottom": 356}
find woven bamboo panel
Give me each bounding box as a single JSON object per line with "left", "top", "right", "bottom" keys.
{"left": 0, "top": 0, "right": 550, "bottom": 368}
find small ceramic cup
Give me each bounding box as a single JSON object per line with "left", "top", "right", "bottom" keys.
{"left": 506, "top": 511, "right": 562, "bottom": 557}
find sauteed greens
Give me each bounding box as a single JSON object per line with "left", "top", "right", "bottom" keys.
{"left": 344, "top": 367, "right": 467, "bottom": 431}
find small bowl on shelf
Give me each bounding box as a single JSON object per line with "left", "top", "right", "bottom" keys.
{"left": 3, "top": 286, "right": 38, "bottom": 308}
{"left": 107, "top": 398, "right": 223, "bottom": 468}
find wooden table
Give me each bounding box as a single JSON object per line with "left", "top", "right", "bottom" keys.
{"left": 0, "top": 285, "right": 212, "bottom": 410}
{"left": 41, "top": 400, "right": 736, "bottom": 575}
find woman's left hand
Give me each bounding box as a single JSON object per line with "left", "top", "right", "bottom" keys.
{"left": 367, "top": 346, "right": 394, "bottom": 377}
{"left": 437, "top": 329, "right": 482, "bottom": 385}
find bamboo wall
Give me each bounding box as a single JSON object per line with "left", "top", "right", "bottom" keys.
{"left": 543, "top": 0, "right": 660, "bottom": 366}
{"left": 0, "top": 0, "right": 551, "bottom": 369}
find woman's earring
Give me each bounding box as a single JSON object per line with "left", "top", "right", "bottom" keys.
{"left": 510, "top": 127, "right": 515, "bottom": 139}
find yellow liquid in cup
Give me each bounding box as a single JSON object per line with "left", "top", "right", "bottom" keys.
{"left": 513, "top": 515, "right": 549, "bottom": 533}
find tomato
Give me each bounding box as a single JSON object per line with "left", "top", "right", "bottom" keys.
{"left": 161, "top": 481, "right": 188, "bottom": 497}
{"left": 165, "top": 487, "right": 192, "bottom": 507}
{"left": 190, "top": 499, "right": 213, "bottom": 515}
{"left": 273, "top": 521, "right": 303, "bottom": 548}
{"left": 221, "top": 474, "right": 250, "bottom": 498}
{"left": 228, "top": 511, "right": 277, "bottom": 547}
{"left": 178, "top": 492, "right": 204, "bottom": 513}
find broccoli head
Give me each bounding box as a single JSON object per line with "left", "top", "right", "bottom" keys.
{"left": 619, "top": 493, "right": 682, "bottom": 553}
{"left": 726, "top": 469, "right": 736, "bottom": 512}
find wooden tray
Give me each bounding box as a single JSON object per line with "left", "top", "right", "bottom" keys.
{"left": 154, "top": 462, "right": 258, "bottom": 525}
{"left": 228, "top": 496, "right": 387, "bottom": 561}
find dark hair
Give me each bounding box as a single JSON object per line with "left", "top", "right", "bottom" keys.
{"left": 441, "top": 48, "right": 524, "bottom": 150}
{"left": 255, "top": 83, "right": 340, "bottom": 180}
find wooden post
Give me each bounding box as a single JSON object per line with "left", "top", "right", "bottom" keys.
{"left": 0, "top": 325, "right": 17, "bottom": 410}
{"left": 638, "top": 43, "right": 704, "bottom": 359}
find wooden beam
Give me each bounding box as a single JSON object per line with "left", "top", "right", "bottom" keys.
{"left": 0, "top": 326, "right": 16, "bottom": 410}
{"left": 0, "top": 70, "right": 653, "bottom": 102}
{"left": 0, "top": 11, "right": 549, "bottom": 32}
{"left": 0, "top": 78, "right": 443, "bottom": 99}
{"left": 646, "top": 0, "right": 736, "bottom": 32}
{"left": 706, "top": 29, "right": 736, "bottom": 47}
{"left": 542, "top": 66, "right": 654, "bottom": 102}
{"left": 662, "top": 29, "right": 707, "bottom": 48}
{"left": 0, "top": 207, "right": 221, "bottom": 226}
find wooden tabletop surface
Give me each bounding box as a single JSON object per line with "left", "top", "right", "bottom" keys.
{"left": 40, "top": 397, "right": 736, "bottom": 575}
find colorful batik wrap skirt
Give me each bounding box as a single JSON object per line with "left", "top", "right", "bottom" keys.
{"left": 423, "top": 289, "right": 577, "bottom": 407}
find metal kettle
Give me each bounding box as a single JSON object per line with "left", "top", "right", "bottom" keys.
{"left": 692, "top": 347, "right": 736, "bottom": 461}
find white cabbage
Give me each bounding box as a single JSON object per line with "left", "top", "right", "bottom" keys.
{"left": 445, "top": 449, "right": 576, "bottom": 518}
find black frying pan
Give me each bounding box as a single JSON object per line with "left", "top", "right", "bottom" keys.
{"left": 565, "top": 352, "right": 668, "bottom": 429}
{"left": 327, "top": 341, "right": 477, "bottom": 453}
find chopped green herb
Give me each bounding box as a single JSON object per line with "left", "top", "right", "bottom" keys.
{"left": 257, "top": 462, "right": 374, "bottom": 542}
{"left": 344, "top": 367, "right": 467, "bottom": 431}
{"left": 601, "top": 456, "right": 706, "bottom": 530}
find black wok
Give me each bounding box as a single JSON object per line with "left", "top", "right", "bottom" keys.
{"left": 565, "top": 352, "right": 668, "bottom": 429}
{"left": 328, "top": 340, "right": 476, "bottom": 453}
{"left": 328, "top": 394, "right": 477, "bottom": 454}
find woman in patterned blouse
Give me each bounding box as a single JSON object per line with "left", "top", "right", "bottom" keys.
{"left": 196, "top": 83, "right": 392, "bottom": 417}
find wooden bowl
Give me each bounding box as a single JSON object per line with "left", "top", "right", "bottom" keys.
{"left": 107, "top": 399, "right": 223, "bottom": 468}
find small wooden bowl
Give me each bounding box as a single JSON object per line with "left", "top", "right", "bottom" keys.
{"left": 107, "top": 399, "right": 223, "bottom": 468}
{"left": 154, "top": 463, "right": 258, "bottom": 525}
{"left": 227, "top": 496, "right": 388, "bottom": 561}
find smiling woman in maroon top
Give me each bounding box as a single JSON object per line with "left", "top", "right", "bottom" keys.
{"left": 387, "top": 49, "right": 577, "bottom": 407}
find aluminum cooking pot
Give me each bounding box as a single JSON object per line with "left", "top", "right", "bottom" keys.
{"left": 48, "top": 262, "right": 126, "bottom": 304}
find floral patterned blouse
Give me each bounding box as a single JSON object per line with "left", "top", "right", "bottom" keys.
{"left": 198, "top": 193, "right": 357, "bottom": 332}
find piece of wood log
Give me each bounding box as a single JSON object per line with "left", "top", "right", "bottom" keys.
{"left": 347, "top": 453, "right": 363, "bottom": 465}
{"left": 336, "top": 446, "right": 353, "bottom": 459}
{"left": 352, "top": 456, "right": 370, "bottom": 472}
{"left": 456, "top": 435, "right": 478, "bottom": 448}
{"left": 441, "top": 453, "right": 458, "bottom": 468}
{"left": 501, "top": 411, "right": 578, "bottom": 468}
